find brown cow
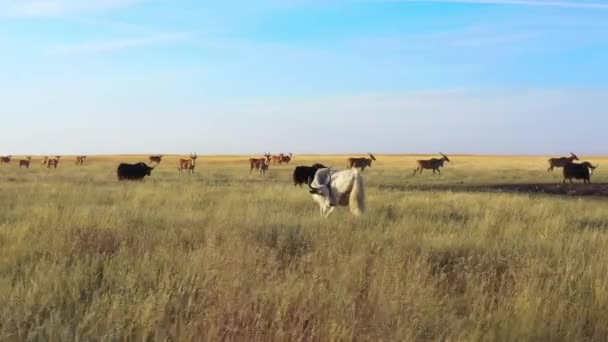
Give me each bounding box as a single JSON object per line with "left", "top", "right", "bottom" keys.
{"left": 149, "top": 155, "right": 163, "bottom": 164}
{"left": 347, "top": 153, "right": 376, "bottom": 171}
{"left": 280, "top": 153, "right": 293, "bottom": 164}
{"left": 0, "top": 155, "right": 12, "bottom": 164}
{"left": 41, "top": 156, "right": 49, "bottom": 166}
{"left": 249, "top": 153, "right": 271, "bottom": 175}
{"left": 178, "top": 153, "right": 198, "bottom": 174}
{"left": 19, "top": 157, "right": 32, "bottom": 168}
{"left": 47, "top": 156, "right": 61, "bottom": 169}
{"left": 75, "top": 156, "right": 87, "bottom": 165}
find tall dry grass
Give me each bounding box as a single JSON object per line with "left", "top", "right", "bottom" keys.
{"left": 1, "top": 154, "right": 607, "bottom": 341}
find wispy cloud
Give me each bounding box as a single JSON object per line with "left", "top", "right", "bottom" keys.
{"left": 365, "top": 0, "right": 608, "bottom": 9}
{"left": 349, "top": 26, "right": 538, "bottom": 52}
{"left": 46, "top": 34, "right": 189, "bottom": 56}
{"left": 1, "top": 0, "right": 144, "bottom": 17}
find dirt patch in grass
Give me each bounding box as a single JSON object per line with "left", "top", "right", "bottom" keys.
{"left": 383, "top": 183, "right": 608, "bottom": 198}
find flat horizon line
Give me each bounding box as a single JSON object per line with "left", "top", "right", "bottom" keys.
{"left": 3, "top": 153, "right": 607, "bottom": 158}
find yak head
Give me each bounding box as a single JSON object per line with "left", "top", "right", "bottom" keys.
{"left": 309, "top": 170, "right": 334, "bottom": 207}
{"left": 136, "top": 162, "right": 156, "bottom": 175}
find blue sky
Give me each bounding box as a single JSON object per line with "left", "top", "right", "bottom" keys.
{"left": 1, "top": 0, "right": 607, "bottom": 155}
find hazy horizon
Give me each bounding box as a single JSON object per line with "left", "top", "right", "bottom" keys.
{"left": 2, "top": 0, "right": 607, "bottom": 155}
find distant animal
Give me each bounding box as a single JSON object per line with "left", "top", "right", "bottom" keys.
{"left": 292, "top": 164, "right": 327, "bottom": 187}
{"left": 149, "top": 155, "right": 163, "bottom": 164}
{"left": 308, "top": 168, "right": 366, "bottom": 217}
{"left": 117, "top": 162, "right": 156, "bottom": 181}
{"left": 19, "top": 157, "right": 32, "bottom": 168}
{"left": 413, "top": 153, "right": 451, "bottom": 175}
{"left": 271, "top": 154, "right": 283, "bottom": 165}
{"left": 41, "top": 156, "right": 49, "bottom": 166}
{"left": 347, "top": 153, "right": 376, "bottom": 171}
{"left": 281, "top": 153, "right": 293, "bottom": 164}
{"left": 75, "top": 156, "right": 87, "bottom": 165}
{"left": 178, "top": 154, "right": 198, "bottom": 174}
{"left": 548, "top": 153, "right": 579, "bottom": 172}
{"left": 249, "top": 153, "right": 271, "bottom": 175}
{"left": 47, "top": 156, "right": 61, "bottom": 169}
{"left": 0, "top": 156, "right": 12, "bottom": 164}
{"left": 260, "top": 158, "right": 270, "bottom": 177}
{"left": 563, "top": 162, "right": 598, "bottom": 184}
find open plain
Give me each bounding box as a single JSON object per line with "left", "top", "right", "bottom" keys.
{"left": 1, "top": 154, "right": 608, "bottom": 341}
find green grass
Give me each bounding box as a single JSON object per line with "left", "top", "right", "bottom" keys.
{"left": 1, "top": 155, "right": 608, "bottom": 341}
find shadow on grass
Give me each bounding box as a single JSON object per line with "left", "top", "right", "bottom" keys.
{"left": 378, "top": 183, "right": 608, "bottom": 198}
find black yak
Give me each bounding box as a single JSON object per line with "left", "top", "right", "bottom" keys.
{"left": 117, "top": 162, "right": 155, "bottom": 181}
{"left": 563, "top": 162, "right": 598, "bottom": 184}
{"left": 293, "top": 164, "right": 327, "bottom": 187}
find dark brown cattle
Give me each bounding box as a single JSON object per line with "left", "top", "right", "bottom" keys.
{"left": 149, "top": 155, "right": 163, "bottom": 164}
{"left": 47, "top": 156, "right": 61, "bottom": 169}
{"left": 19, "top": 157, "right": 32, "bottom": 168}
{"left": 0, "top": 156, "right": 11, "bottom": 164}
{"left": 281, "top": 153, "right": 293, "bottom": 164}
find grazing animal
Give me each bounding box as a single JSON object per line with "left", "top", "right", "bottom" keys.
{"left": 19, "top": 157, "right": 32, "bottom": 168}
{"left": 292, "top": 164, "right": 327, "bottom": 187}
{"left": 347, "top": 153, "right": 376, "bottom": 171}
{"left": 0, "top": 156, "right": 12, "bottom": 164}
{"left": 117, "top": 162, "right": 155, "bottom": 181}
{"left": 178, "top": 154, "right": 198, "bottom": 174}
{"left": 149, "top": 155, "right": 163, "bottom": 164}
{"left": 249, "top": 153, "right": 272, "bottom": 175}
{"left": 563, "top": 162, "right": 598, "bottom": 184}
{"left": 271, "top": 154, "right": 283, "bottom": 165}
{"left": 41, "top": 156, "right": 49, "bottom": 166}
{"left": 281, "top": 153, "right": 293, "bottom": 164}
{"left": 75, "top": 156, "right": 87, "bottom": 165}
{"left": 548, "top": 153, "right": 579, "bottom": 172}
{"left": 308, "top": 168, "right": 366, "bottom": 217}
{"left": 47, "top": 156, "right": 61, "bottom": 169}
{"left": 413, "top": 153, "right": 451, "bottom": 175}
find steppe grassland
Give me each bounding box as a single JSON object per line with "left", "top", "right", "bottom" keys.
{"left": 1, "top": 155, "right": 608, "bottom": 341}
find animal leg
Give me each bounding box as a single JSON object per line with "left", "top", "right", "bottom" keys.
{"left": 323, "top": 206, "right": 335, "bottom": 218}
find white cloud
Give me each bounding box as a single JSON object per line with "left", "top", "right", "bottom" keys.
{"left": 46, "top": 33, "right": 190, "bottom": 56}
{"left": 0, "top": 0, "right": 143, "bottom": 16}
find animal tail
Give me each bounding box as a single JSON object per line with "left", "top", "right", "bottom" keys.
{"left": 349, "top": 169, "right": 366, "bottom": 216}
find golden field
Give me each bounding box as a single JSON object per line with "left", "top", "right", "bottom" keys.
{"left": 1, "top": 154, "right": 608, "bottom": 341}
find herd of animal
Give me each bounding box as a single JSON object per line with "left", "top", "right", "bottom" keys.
{"left": 0, "top": 152, "right": 600, "bottom": 216}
